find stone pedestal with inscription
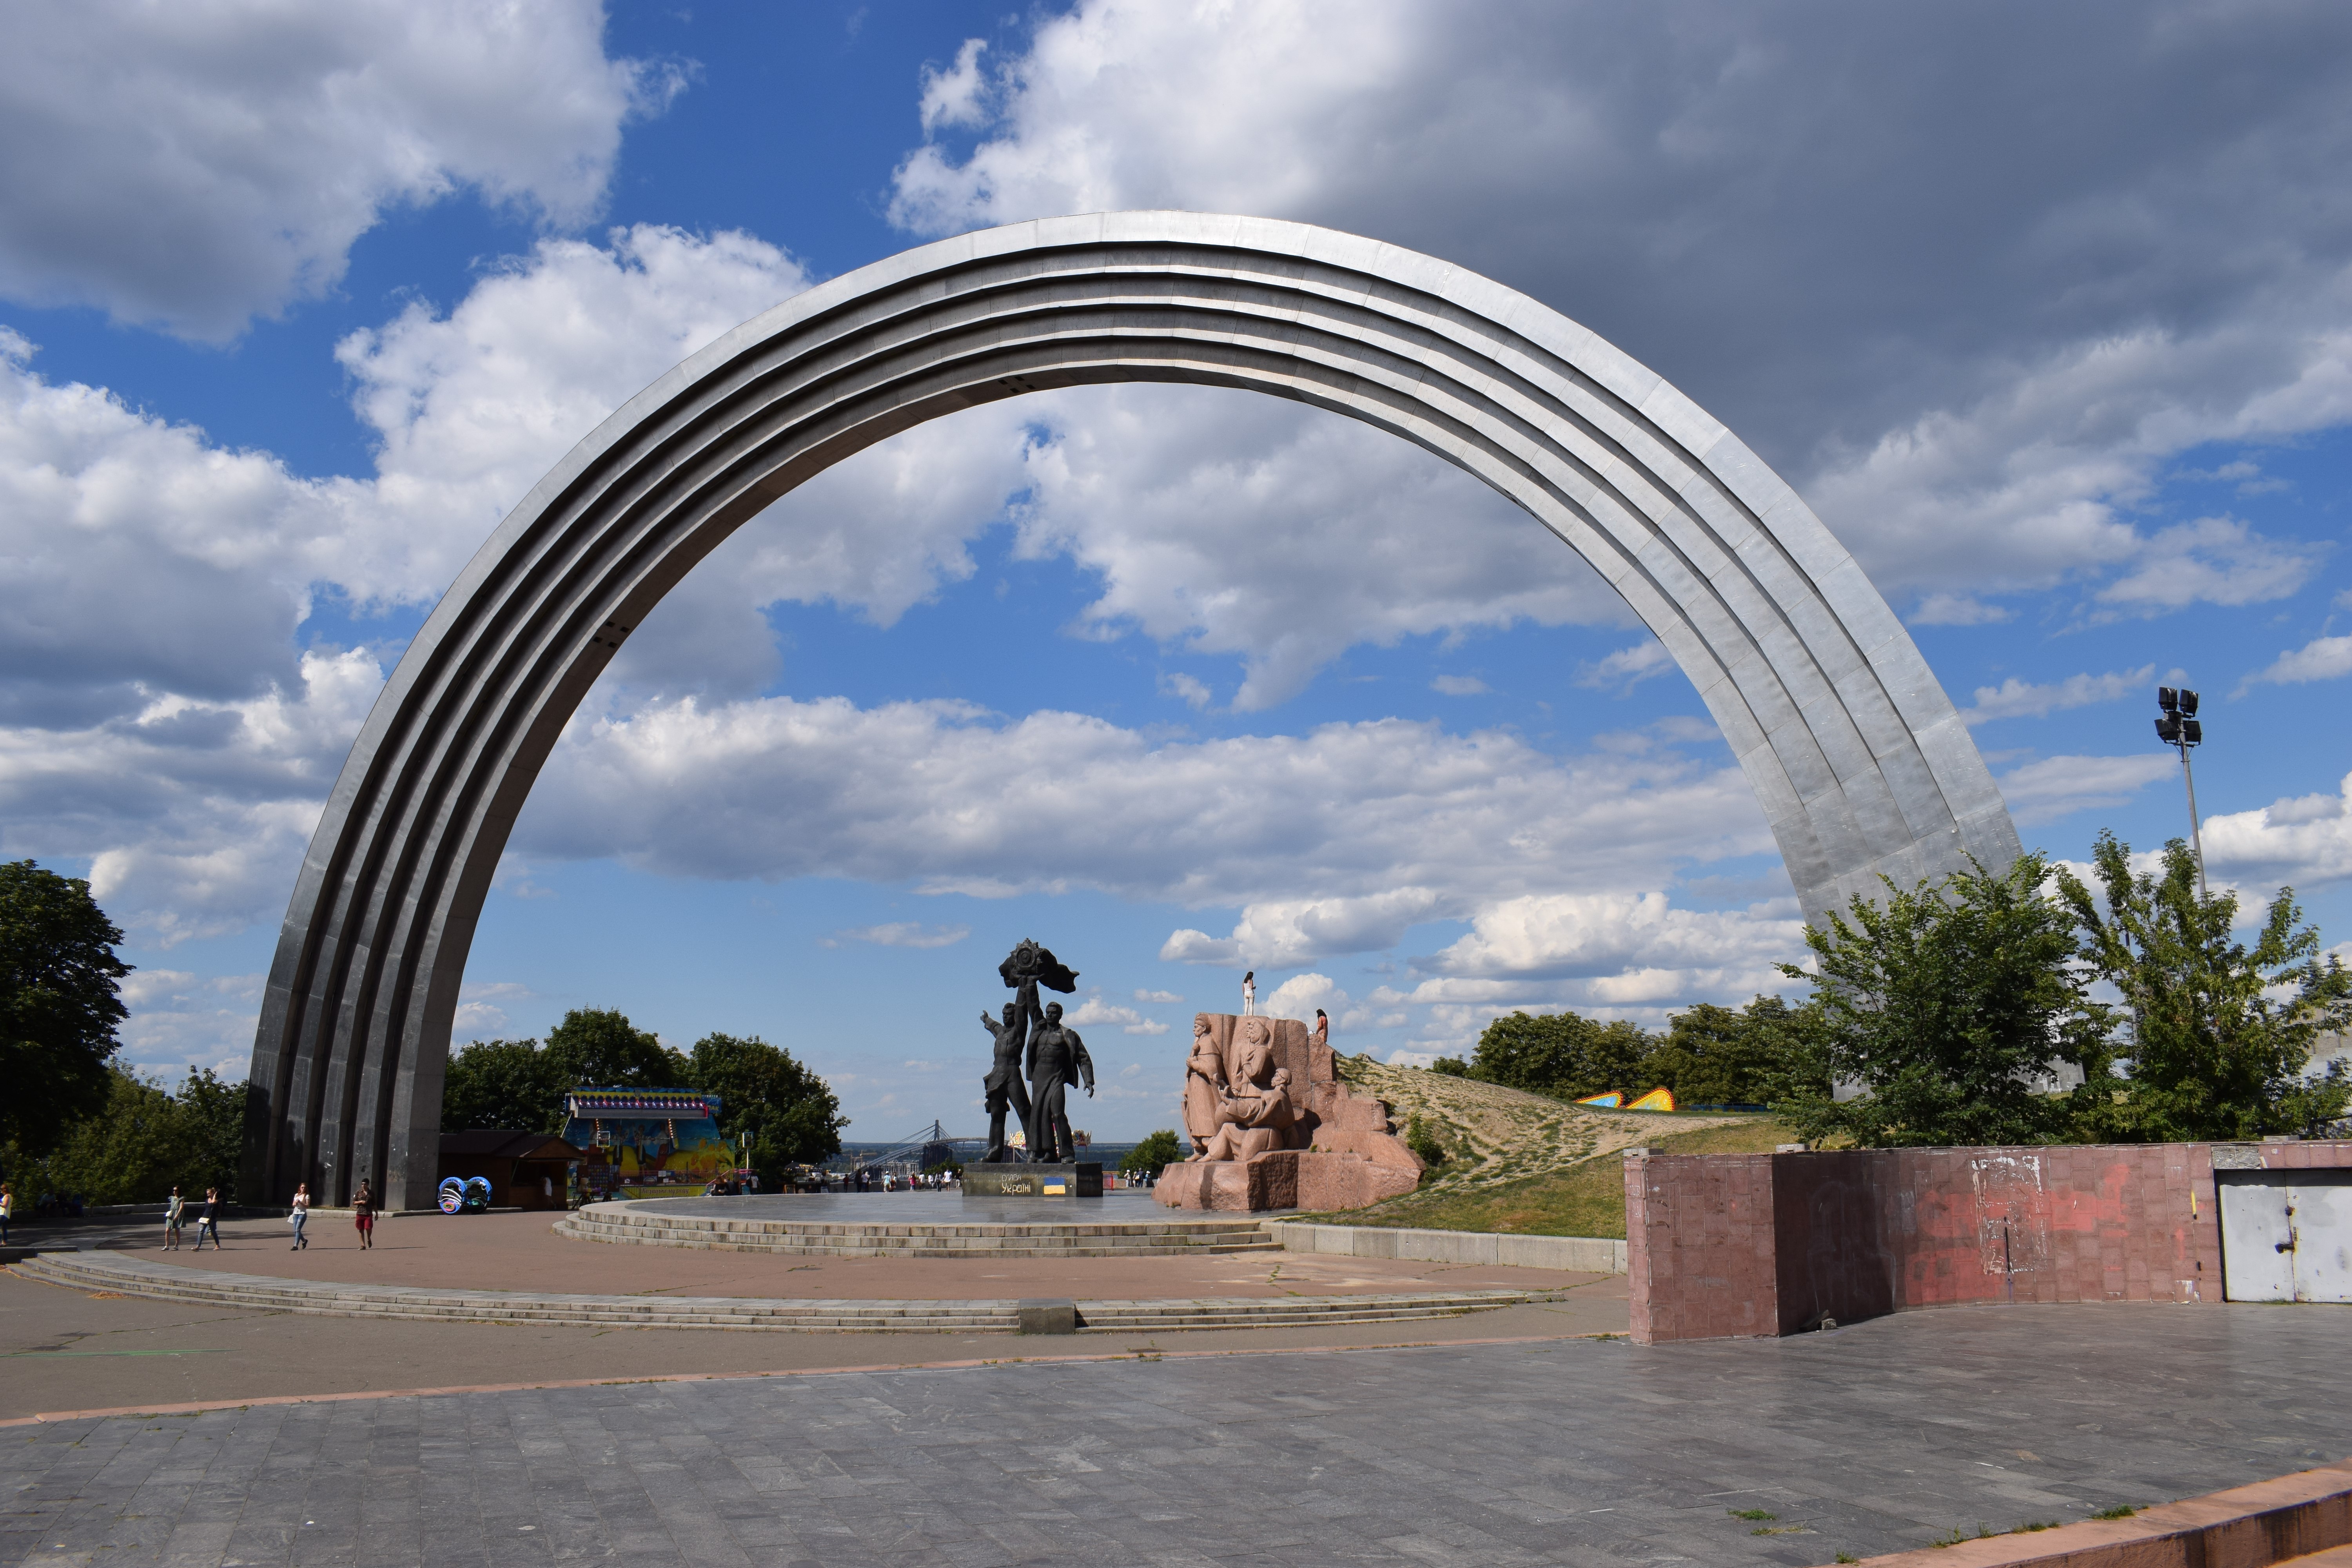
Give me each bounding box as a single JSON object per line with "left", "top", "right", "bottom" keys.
{"left": 964, "top": 1162, "right": 1103, "bottom": 1198}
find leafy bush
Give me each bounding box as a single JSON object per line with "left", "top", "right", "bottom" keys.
{"left": 1463, "top": 1011, "right": 1652, "bottom": 1101}
{"left": 1405, "top": 1114, "right": 1448, "bottom": 1169}
{"left": 2061, "top": 833, "right": 2351, "bottom": 1142}
{"left": 11, "top": 1064, "right": 246, "bottom": 1204}
{"left": 1121, "top": 1128, "right": 1182, "bottom": 1174}
{"left": 1773, "top": 852, "right": 2107, "bottom": 1148}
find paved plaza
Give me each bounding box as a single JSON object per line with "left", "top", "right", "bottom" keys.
{"left": 7, "top": 1301, "right": 2349, "bottom": 1567}
{"left": 0, "top": 1206, "right": 1594, "bottom": 1303}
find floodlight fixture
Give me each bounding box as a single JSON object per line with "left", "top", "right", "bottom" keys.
{"left": 2154, "top": 686, "right": 2209, "bottom": 897}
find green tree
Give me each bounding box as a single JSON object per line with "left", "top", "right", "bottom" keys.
{"left": 2059, "top": 832, "right": 2352, "bottom": 1142}
{"left": 441, "top": 1038, "right": 564, "bottom": 1134}
{"left": 1635, "top": 995, "right": 1818, "bottom": 1107}
{"left": 29, "top": 1066, "right": 203, "bottom": 1204}
{"left": 1776, "top": 851, "right": 2106, "bottom": 1148}
{"left": 1, "top": 861, "right": 132, "bottom": 1158}
{"left": 1461, "top": 1010, "right": 1655, "bottom": 1102}
{"left": 682, "top": 1033, "right": 845, "bottom": 1185}
{"left": 541, "top": 1008, "right": 681, "bottom": 1099}
{"left": 1120, "top": 1128, "right": 1181, "bottom": 1175}
{"left": 176, "top": 1065, "right": 249, "bottom": 1201}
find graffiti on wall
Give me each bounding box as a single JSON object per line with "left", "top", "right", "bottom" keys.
{"left": 1971, "top": 1151, "right": 2051, "bottom": 1284}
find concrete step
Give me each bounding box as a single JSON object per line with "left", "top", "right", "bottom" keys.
{"left": 11, "top": 1252, "right": 1557, "bottom": 1334}
{"left": 552, "top": 1211, "right": 1283, "bottom": 1258}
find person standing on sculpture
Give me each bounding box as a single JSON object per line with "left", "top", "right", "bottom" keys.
{"left": 1241, "top": 970, "right": 1256, "bottom": 1016}
{"left": 1025, "top": 1001, "right": 1095, "bottom": 1165}
{"left": 978, "top": 1002, "right": 1035, "bottom": 1163}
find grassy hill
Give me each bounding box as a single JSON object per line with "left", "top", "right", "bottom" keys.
{"left": 1314, "top": 1053, "right": 1793, "bottom": 1238}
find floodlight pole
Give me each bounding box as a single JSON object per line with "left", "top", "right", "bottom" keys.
{"left": 2178, "top": 742, "right": 2208, "bottom": 900}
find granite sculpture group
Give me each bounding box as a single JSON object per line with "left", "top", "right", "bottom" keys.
{"left": 972, "top": 943, "right": 1416, "bottom": 1212}
{"left": 1158, "top": 1009, "right": 1423, "bottom": 1212}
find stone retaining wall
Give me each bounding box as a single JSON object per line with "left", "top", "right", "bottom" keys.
{"left": 1626, "top": 1138, "right": 2352, "bottom": 1344}
{"left": 1270, "top": 1221, "right": 1626, "bottom": 1274}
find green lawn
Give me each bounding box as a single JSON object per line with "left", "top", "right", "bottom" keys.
{"left": 1312, "top": 1116, "right": 1795, "bottom": 1238}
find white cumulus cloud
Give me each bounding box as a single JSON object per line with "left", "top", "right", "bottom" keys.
{"left": 1992, "top": 754, "right": 2180, "bottom": 829}
{"left": 889, "top": 0, "right": 2352, "bottom": 622}
{"left": 1963, "top": 667, "right": 2155, "bottom": 726}
{"left": 0, "top": 0, "right": 682, "bottom": 338}
{"left": 2240, "top": 634, "right": 2352, "bottom": 692}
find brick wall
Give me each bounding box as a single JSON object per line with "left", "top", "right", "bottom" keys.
{"left": 1626, "top": 1139, "right": 2352, "bottom": 1343}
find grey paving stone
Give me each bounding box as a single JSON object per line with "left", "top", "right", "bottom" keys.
{"left": 10, "top": 1304, "right": 2351, "bottom": 1567}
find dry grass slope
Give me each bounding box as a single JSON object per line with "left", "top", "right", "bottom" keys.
{"left": 1324, "top": 1054, "right": 1791, "bottom": 1237}
{"left": 1333, "top": 1053, "right": 1746, "bottom": 1187}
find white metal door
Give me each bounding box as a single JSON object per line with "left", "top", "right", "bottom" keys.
{"left": 2289, "top": 1182, "right": 2352, "bottom": 1303}
{"left": 2220, "top": 1180, "right": 2296, "bottom": 1301}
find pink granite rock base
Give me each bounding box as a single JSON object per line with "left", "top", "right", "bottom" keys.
{"left": 1156, "top": 1150, "right": 1420, "bottom": 1212}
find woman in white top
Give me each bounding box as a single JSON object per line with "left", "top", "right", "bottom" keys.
{"left": 289, "top": 1183, "right": 310, "bottom": 1250}
{"left": 1241, "top": 971, "right": 1256, "bottom": 1016}
{"left": 163, "top": 1186, "right": 183, "bottom": 1249}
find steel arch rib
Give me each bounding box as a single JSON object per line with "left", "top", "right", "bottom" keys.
{"left": 242, "top": 211, "right": 2022, "bottom": 1207}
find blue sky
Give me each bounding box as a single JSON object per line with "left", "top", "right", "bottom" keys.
{"left": 4, "top": 1, "right": 2349, "bottom": 1140}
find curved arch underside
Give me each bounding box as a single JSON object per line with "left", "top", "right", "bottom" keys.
{"left": 242, "top": 211, "right": 2021, "bottom": 1208}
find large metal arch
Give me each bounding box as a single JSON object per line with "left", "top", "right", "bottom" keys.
{"left": 242, "top": 211, "right": 2021, "bottom": 1207}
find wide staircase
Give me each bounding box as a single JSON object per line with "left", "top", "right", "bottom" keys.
{"left": 13, "top": 1249, "right": 1562, "bottom": 1332}
{"left": 552, "top": 1202, "right": 1284, "bottom": 1258}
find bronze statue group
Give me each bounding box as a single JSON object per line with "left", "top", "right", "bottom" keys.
{"left": 978, "top": 939, "right": 1096, "bottom": 1164}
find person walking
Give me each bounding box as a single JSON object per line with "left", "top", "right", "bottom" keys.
{"left": 0, "top": 1182, "right": 11, "bottom": 1245}
{"left": 163, "top": 1186, "right": 183, "bottom": 1250}
{"left": 289, "top": 1183, "right": 310, "bottom": 1250}
{"left": 353, "top": 1178, "right": 375, "bottom": 1250}
{"left": 196, "top": 1187, "right": 222, "bottom": 1250}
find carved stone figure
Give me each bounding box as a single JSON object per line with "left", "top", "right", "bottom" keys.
{"left": 1198, "top": 1016, "right": 1297, "bottom": 1162}
{"left": 1156, "top": 1011, "right": 1425, "bottom": 1214}
{"left": 978, "top": 1003, "right": 1034, "bottom": 1163}
{"left": 1183, "top": 1014, "right": 1225, "bottom": 1155}
{"left": 1026, "top": 1001, "right": 1095, "bottom": 1164}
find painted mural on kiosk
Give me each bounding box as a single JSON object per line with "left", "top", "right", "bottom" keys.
{"left": 561, "top": 1088, "right": 728, "bottom": 1201}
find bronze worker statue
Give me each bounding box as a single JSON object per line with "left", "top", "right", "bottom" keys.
{"left": 977, "top": 940, "right": 1079, "bottom": 1164}
{"left": 1026, "top": 1000, "right": 1095, "bottom": 1165}
{"left": 978, "top": 1002, "right": 1035, "bottom": 1163}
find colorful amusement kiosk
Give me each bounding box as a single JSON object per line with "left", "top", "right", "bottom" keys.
{"left": 561, "top": 1087, "right": 729, "bottom": 1202}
